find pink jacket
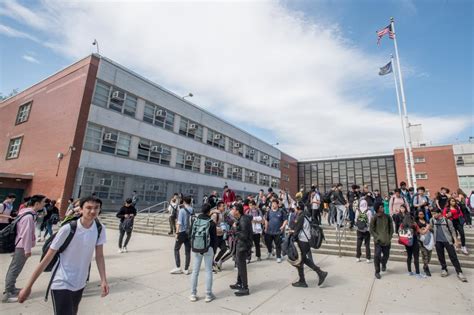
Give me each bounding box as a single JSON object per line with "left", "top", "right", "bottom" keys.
{"left": 389, "top": 195, "right": 409, "bottom": 215}
{"left": 15, "top": 207, "right": 36, "bottom": 254}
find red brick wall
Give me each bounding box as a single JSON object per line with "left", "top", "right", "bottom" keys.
{"left": 0, "top": 55, "right": 99, "bottom": 214}
{"left": 280, "top": 152, "right": 298, "bottom": 196}
{"left": 394, "top": 145, "right": 459, "bottom": 196}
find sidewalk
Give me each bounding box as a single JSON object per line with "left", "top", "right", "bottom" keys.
{"left": 1, "top": 228, "right": 473, "bottom": 314}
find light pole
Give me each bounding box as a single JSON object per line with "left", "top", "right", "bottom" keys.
{"left": 182, "top": 93, "right": 193, "bottom": 99}
{"left": 92, "top": 39, "right": 100, "bottom": 54}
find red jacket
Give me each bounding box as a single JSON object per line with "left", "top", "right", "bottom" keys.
{"left": 222, "top": 190, "right": 236, "bottom": 207}
{"left": 443, "top": 207, "right": 464, "bottom": 220}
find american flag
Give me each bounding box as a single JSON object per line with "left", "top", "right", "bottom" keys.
{"left": 377, "top": 24, "right": 394, "bottom": 44}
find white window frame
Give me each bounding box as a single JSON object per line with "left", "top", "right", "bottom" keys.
{"left": 6, "top": 136, "right": 23, "bottom": 159}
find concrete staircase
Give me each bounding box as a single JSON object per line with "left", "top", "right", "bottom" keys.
{"left": 99, "top": 212, "right": 474, "bottom": 269}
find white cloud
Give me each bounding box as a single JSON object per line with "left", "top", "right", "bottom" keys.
{"left": 1, "top": 0, "right": 469, "bottom": 159}
{"left": 22, "top": 54, "right": 40, "bottom": 64}
{"left": 0, "top": 23, "right": 39, "bottom": 42}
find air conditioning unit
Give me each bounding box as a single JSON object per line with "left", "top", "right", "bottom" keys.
{"left": 186, "top": 155, "right": 194, "bottom": 161}
{"left": 155, "top": 109, "right": 166, "bottom": 117}
{"left": 249, "top": 172, "right": 255, "bottom": 177}
{"left": 212, "top": 162, "right": 220, "bottom": 167}
{"left": 232, "top": 168, "right": 240, "bottom": 173}
{"left": 205, "top": 160, "right": 212, "bottom": 166}
{"left": 262, "top": 176, "right": 268, "bottom": 180}
{"left": 262, "top": 155, "right": 269, "bottom": 160}
{"left": 111, "top": 91, "right": 125, "bottom": 102}
{"left": 150, "top": 146, "right": 163, "bottom": 153}
{"left": 214, "top": 134, "right": 222, "bottom": 140}
{"left": 233, "top": 143, "right": 241, "bottom": 148}
{"left": 103, "top": 133, "right": 117, "bottom": 142}
{"left": 188, "top": 123, "right": 197, "bottom": 130}
{"left": 249, "top": 149, "right": 255, "bottom": 155}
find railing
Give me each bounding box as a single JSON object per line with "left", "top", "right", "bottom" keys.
{"left": 135, "top": 201, "right": 169, "bottom": 225}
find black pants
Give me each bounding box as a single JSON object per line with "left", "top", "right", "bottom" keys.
{"left": 435, "top": 241, "right": 463, "bottom": 274}
{"left": 51, "top": 288, "right": 84, "bottom": 315}
{"left": 265, "top": 234, "right": 282, "bottom": 258}
{"left": 252, "top": 234, "right": 261, "bottom": 258}
{"left": 392, "top": 214, "right": 401, "bottom": 234}
{"left": 296, "top": 241, "right": 321, "bottom": 283}
{"left": 174, "top": 232, "right": 191, "bottom": 270}
{"left": 348, "top": 207, "right": 355, "bottom": 228}
{"left": 118, "top": 224, "right": 132, "bottom": 248}
{"left": 374, "top": 243, "right": 391, "bottom": 273}
{"left": 312, "top": 208, "right": 321, "bottom": 225}
{"left": 214, "top": 236, "right": 228, "bottom": 262}
{"left": 406, "top": 236, "right": 420, "bottom": 274}
{"left": 356, "top": 231, "right": 371, "bottom": 259}
{"left": 463, "top": 208, "right": 472, "bottom": 226}
{"left": 452, "top": 219, "right": 466, "bottom": 247}
{"left": 236, "top": 250, "right": 249, "bottom": 289}
{"left": 169, "top": 216, "right": 176, "bottom": 234}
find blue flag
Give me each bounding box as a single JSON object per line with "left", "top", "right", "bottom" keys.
{"left": 379, "top": 61, "right": 393, "bottom": 76}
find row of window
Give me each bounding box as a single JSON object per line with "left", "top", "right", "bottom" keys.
{"left": 83, "top": 123, "right": 278, "bottom": 185}
{"left": 92, "top": 80, "right": 280, "bottom": 169}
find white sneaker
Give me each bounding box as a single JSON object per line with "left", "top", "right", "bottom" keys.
{"left": 267, "top": 252, "right": 272, "bottom": 260}
{"left": 170, "top": 268, "right": 183, "bottom": 274}
{"left": 461, "top": 247, "right": 469, "bottom": 255}
{"left": 366, "top": 259, "right": 371, "bottom": 264}
{"left": 277, "top": 258, "right": 282, "bottom": 263}
{"left": 123, "top": 247, "right": 128, "bottom": 253}
{"left": 205, "top": 294, "right": 216, "bottom": 303}
{"left": 355, "top": 258, "right": 361, "bottom": 262}
{"left": 189, "top": 294, "right": 197, "bottom": 302}
{"left": 118, "top": 248, "right": 123, "bottom": 254}
{"left": 184, "top": 269, "right": 190, "bottom": 275}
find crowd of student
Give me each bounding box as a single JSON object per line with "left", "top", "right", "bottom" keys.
{"left": 0, "top": 181, "right": 472, "bottom": 311}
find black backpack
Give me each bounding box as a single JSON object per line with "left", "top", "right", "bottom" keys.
{"left": 0, "top": 212, "right": 34, "bottom": 253}
{"left": 302, "top": 216, "right": 325, "bottom": 249}
{"left": 41, "top": 217, "right": 102, "bottom": 301}
{"left": 322, "top": 191, "right": 332, "bottom": 204}
{"left": 184, "top": 208, "right": 196, "bottom": 236}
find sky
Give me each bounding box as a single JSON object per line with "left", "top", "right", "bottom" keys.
{"left": 0, "top": 0, "right": 472, "bottom": 159}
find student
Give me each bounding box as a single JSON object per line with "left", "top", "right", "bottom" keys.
{"left": 222, "top": 186, "right": 236, "bottom": 208}
{"left": 44, "top": 200, "right": 60, "bottom": 240}
{"left": 18, "top": 196, "right": 109, "bottom": 313}
{"left": 189, "top": 204, "right": 217, "bottom": 303}
{"left": 310, "top": 189, "right": 321, "bottom": 225}
{"left": 131, "top": 190, "right": 139, "bottom": 207}
{"left": 333, "top": 183, "right": 348, "bottom": 228}
{"left": 290, "top": 202, "right": 328, "bottom": 288}
{"left": 456, "top": 189, "right": 472, "bottom": 228}
{"left": 443, "top": 197, "right": 468, "bottom": 255}
{"left": 355, "top": 199, "right": 372, "bottom": 263}
{"left": 436, "top": 187, "right": 450, "bottom": 211}
{"left": 116, "top": 198, "right": 137, "bottom": 253}
{"left": 229, "top": 204, "right": 253, "bottom": 296}
{"left": 170, "top": 196, "right": 194, "bottom": 275}
{"left": 389, "top": 189, "right": 409, "bottom": 234}
{"left": 2, "top": 195, "right": 44, "bottom": 303}
{"left": 347, "top": 185, "right": 360, "bottom": 230}
{"left": 413, "top": 187, "right": 431, "bottom": 221}
{"left": 370, "top": 202, "right": 394, "bottom": 280}
{"left": 430, "top": 208, "right": 467, "bottom": 282}
{"left": 416, "top": 210, "right": 432, "bottom": 277}
{"left": 0, "top": 193, "right": 16, "bottom": 231}
{"left": 167, "top": 194, "right": 179, "bottom": 235}
{"left": 248, "top": 200, "right": 263, "bottom": 262}
{"left": 264, "top": 200, "right": 288, "bottom": 263}
{"left": 399, "top": 205, "right": 424, "bottom": 278}
{"left": 211, "top": 201, "right": 228, "bottom": 270}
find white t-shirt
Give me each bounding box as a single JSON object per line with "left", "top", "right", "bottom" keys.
{"left": 50, "top": 219, "right": 106, "bottom": 291}
{"left": 298, "top": 217, "right": 311, "bottom": 242}
{"left": 311, "top": 193, "right": 321, "bottom": 210}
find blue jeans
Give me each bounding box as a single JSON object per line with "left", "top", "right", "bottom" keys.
{"left": 44, "top": 222, "right": 53, "bottom": 239}
{"left": 191, "top": 247, "right": 214, "bottom": 296}
{"left": 336, "top": 205, "right": 346, "bottom": 226}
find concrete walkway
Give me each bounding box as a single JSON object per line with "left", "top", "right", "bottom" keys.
{"left": 1, "top": 228, "right": 473, "bottom": 314}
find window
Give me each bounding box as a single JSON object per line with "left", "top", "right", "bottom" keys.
{"left": 134, "top": 178, "right": 167, "bottom": 203}
{"left": 16, "top": 102, "right": 32, "bottom": 124}
{"left": 284, "top": 162, "right": 290, "bottom": 169}
{"left": 283, "top": 175, "right": 290, "bottom": 182}
{"left": 259, "top": 153, "right": 271, "bottom": 166}
{"left": 176, "top": 149, "right": 201, "bottom": 172}
{"left": 414, "top": 157, "right": 426, "bottom": 163}
{"left": 179, "top": 118, "right": 203, "bottom": 141}
{"left": 137, "top": 139, "right": 171, "bottom": 166}
{"left": 270, "top": 157, "right": 280, "bottom": 169}
{"left": 259, "top": 174, "right": 270, "bottom": 186}
{"left": 175, "top": 183, "right": 199, "bottom": 205}
{"left": 459, "top": 176, "right": 474, "bottom": 191}
{"left": 6, "top": 137, "right": 23, "bottom": 159}
{"left": 92, "top": 81, "right": 137, "bottom": 117}
{"left": 245, "top": 146, "right": 258, "bottom": 162}
{"left": 80, "top": 170, "right": 125, "bottom": 200}
{"left": 143, "top": 102, "right": 175, "bottom": 131}
{"left": 416, "top": 172, "right": 428, "bottom": 180}
{"left": 83, "top": 123, "right": 131, "bottom": 157}
{"left": 226, "top": 165, "right": 243, "bottom": 181}
{"left": 228, "top": 138, "right": 244, "bottom": 157}
{"left": 456, "top": 156, "right": 464, "bottom": 166}
{"left": 204, "top": 158, "right": 224, "bottom": 177}
{"left": 244, "top": 169, "right": 257, "bottom": 184}
{"left": 271, "top": 177, "right": 280, "bottom": 188}
{"left": 206, "top": 129, "right": 225, "bottom": 150}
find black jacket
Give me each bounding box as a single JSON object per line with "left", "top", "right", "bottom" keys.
{"left": 333, "top": 190, "right": 347, "bottom": 206}
{"left": 292, "top": 211, "right": 306, "bottom": 240}
{"left": 236, "top": 214, "right": 253, "bottom": 252}
{"left": 116, "top": 205, "right": 137, "bottom": 223}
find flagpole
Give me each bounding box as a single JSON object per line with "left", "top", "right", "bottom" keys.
{"left": 391, "top": 55, "right": 412, "bottom": 187}
{"left": 390, "top": 17, "right": 417, "bottom": 189}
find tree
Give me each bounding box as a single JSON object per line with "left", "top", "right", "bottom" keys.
{"left": 0, "top": 89, "right": 19, "bottom": 101}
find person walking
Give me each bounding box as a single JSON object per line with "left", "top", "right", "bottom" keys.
{"left": 416, "top": 209, "right": 433, "bottom": 277}
{"left": 290, "top": 202, "right": 328, "bottom": 288}
{"left": 2, "top": 195, "right": 44, "bottom": 303}
{"left": 116, "top": 198, "right": 137, "bottom": 253}
{"left": 370, "top": 203, "right": 394, "bottom": 280}
{"left": 264, "top": 200, "right": 288, "bottom": 263}
{"left": 355, "top": 199, "right": 372, "bottom": 263}
{"left": 170, "top": 196, "right": 194, "bottom": 275}
{"left": 167, "top": 194, "right": 179, "bottom": 235}
{"left": 430, "top": 208, "right": 467, "bottom": 282}
{"left": 0, "top": 193, "right": 16, "bottom": 231}
{"left": 211, "top": 201, "right": 228, "bottom": 271}
{"left": 229, "top": 204, "right": 253, "bottom": 296}
{"left": 248, "top": 200, "right": 263, "bottom": 262}
{"left": 398, "top": 205, "right": 424, "bottom": 278}
{"left": 189, "top": 204, "right": 217, "bottom": 303}
{"left": 443, "top": 197, "right": 468, "bottom": 255}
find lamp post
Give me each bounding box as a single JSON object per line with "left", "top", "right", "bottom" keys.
{"left": 182, "top": 93, "right": 193, "bottom": 99}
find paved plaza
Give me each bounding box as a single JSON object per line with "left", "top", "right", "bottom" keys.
{"left": 1, "top": 228, "right": 473, "bottom": 314}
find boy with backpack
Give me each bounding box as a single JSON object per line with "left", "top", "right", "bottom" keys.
{"left": 355, "top": 199, "right": 372, "bottom": 263}
{"left": 18, "top": 196, "right": 108, "bottom": 313}
{"left": 189, "top": 203, "right": 217, "bottom": 302}
{"left": 370, "top": 202, "right": 394, "bottom": 280}
{"left": 2, "top": 195, "right": 44, "bottom": 303}
{"left": 0, "top": 193, "right": 16, "bottom": 231}
{"left": 264, "top": 200, "right": 288, "bottom": 263}
{"left": 171, "top": 196, "right": 194, "bottom": 275}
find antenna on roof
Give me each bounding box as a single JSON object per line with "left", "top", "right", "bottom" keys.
{"left": 92, "top": 39, "right": 100, "bottom": 54}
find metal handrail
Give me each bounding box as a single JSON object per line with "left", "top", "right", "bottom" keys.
{"left": 135, "top": 201, "right": 170, "bottom": 225}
